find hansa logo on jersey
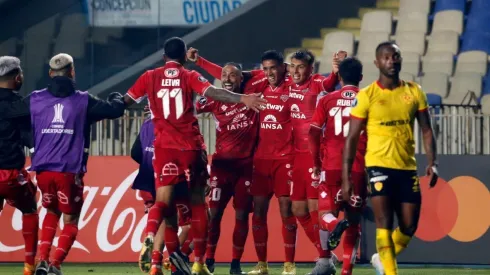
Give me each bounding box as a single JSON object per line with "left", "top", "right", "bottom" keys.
{"left": 342, "top": 90, "right": 356, "bottom": 99}
{"left": 261, "top": 114, "right": 282, "bottom": 130}
{"left": 228, "top": 113, "right": 250, "bottom": 130}
{"left": 164, "top": 68, "right": 179, "bottom": 78}
{"left": 290, "top": 104, "right": 306, "bottom": 119}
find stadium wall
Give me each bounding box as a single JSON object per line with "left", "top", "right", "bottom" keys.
{"left": 0, "top": 155, "right": 489, "bottom": 264}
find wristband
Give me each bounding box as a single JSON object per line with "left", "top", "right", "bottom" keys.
{"left": 431, "top": 165, "right": 439, "bottom": 175}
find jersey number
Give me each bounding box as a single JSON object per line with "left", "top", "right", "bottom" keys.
{"left": 157, "top": 88, "right": 183, "bottom": 119}
{"left": 329, "top": 107, "right": 352, "bottom": 137}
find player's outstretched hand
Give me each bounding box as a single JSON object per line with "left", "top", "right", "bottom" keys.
{"left": 426, "top": 164, "right": 439, "bottom": 188}
{"left": 187, "top": 47, "right": 199, "bottom": 62}
{"left": 341, "top": 176, "right": 353, "bottom": 203}
{"left": 332, "top": 50, "right": 348, "bottom": 74}
{"left": 240, "top": 93, "right": 267, "bottom": 112}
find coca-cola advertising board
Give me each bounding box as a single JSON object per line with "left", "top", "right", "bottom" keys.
{"left": 0, "top": 157, "right": 349, "bottom": 263}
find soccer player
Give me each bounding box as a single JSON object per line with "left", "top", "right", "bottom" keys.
{"left": 309, "top": 57, "right": 367, "bottom": 275}
{"left": 188, "top": 49, "right": 298, "bottom": 275}
{"left": 195, "top": 62, "right": 256, "bottom": 275}
{"left": 343, "top": 42, "right": 438, "bottom": 275}
{"left": 130, "top": 115, "right": 193, "bottom": 275}
{"left": 0, "top": 56, "right": 39, "bottom": 275}
{"left": 288, "top": 50, "right": 344, "bottom": 275}
{"left": 123, "top": 37, "right": 265, "bottom": 275}
{"left": 0, "top": 53, "right": 127, "bottom": 275}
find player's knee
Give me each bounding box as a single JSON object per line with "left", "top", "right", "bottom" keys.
{"left": 291, "top": 202, "right": 308, "bottom": 217}
{"left": 63, "top": 213, "right": 79, "bottom": 225}
{"left": 235, "top": 209, "right": 248, "bottom": 221}
{"left": 252, "top": 197, "right": 269, "bottom": 217}
{"left": 278, "top": 196, "right": 292, "bottom": 217}
{"left": 209, "top": 208, "right": 224, "bottom": 221}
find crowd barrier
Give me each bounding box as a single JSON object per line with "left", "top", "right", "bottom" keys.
{"left": 1, "top": 155, "right": 489, "bottom": 264}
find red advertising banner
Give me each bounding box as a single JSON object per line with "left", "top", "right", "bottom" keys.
{"left": 0, "top": 157, "right": 348, "bottom": 263}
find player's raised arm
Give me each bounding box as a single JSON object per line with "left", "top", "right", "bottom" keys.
{"left": 204, "top": 85, "right": 266, "bottom": 112}
{"left": 321, "top": 51, "right": 348, "bottom": 92}
{"left": 415, "top": 89, "right": 438, "bottom": 187}
{"left": 309, "top": 97, "right": 328, "bottom": 174}
{"left": 87, "top": 92, "right": 126, "bottom": 122}
{"left": 123, "top": 70, "right": 152, "bottom": 107}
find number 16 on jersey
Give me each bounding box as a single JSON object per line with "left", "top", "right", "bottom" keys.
{"left": 158, "top": 88, "right": 183, "bottom": 119}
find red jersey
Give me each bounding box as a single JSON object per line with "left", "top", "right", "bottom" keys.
{"left": 288, "top": 74, "right": 338, "bottom": 153}
{"left": 254, "top": 79, "right": 294, "bottom": 159}
{"left": 127, "top": 61, "right": 211, "bottom": 150}
{"left": 311, "top": 86, "right": 367, "bottom": 172}
{"left": 196, "top": 96, "right": 259, "bottom": 160}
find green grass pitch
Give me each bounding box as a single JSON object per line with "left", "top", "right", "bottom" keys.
{"left": 0, "top": 263, "right": 489, "bottom": 275}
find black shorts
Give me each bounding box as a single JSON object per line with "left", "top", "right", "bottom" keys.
{"left": 366, "top": 167, "right": 421, "bottom": 204}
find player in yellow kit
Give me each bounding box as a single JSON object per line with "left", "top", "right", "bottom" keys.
{"left": 342, "top": 42, "right": 439, "bottom": 275}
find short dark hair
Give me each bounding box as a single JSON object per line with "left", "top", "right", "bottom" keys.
{"left": 291, "top": 49, "right": 315, "bottom": 65}
{"left": 261, "top": 50, "right": 284, "bottom": 64}
{"left": 224, "top": 62, "right": 243, "bottom": 72}
{"left": 375, "top": 41, "right": 397, "bottom": 57}
{"left": 339, "top": 57, "right": 363, "bottom": 86}
{"left": 163, "top": 37, "right": 187, "bottom": 60}
{"left": 0, "top": 68, "right": 20, "bottom": 81}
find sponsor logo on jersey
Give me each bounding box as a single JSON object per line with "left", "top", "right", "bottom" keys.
{"left": 164, "top": 68, "right": 179, "bottom": 78}
{"left": 342, "top": 90, "right": 356, "bottom": 99}
{"left": 227, "top": 113, "right": 251, "bottom": 130}
{"left": 198, "top": 96, "right": 207, "bottom": 105}
{"left": 225, "top": 105, "right": 247, "bottom": 116}
{"left": 290, "top": 104, "right": 300, "bottom": 112}
{"left": 280, "top": 94, "right": 289, "bottom": 102}
{"left": 252, "top": 77, "right": 267, "bottom": 86}
{"left": 198, "top": 76, "right": 207, "bottom": 83}
{"left": 290, "top": 104, "right": 306, "bottom": 119}
{"left": 261, "top": 114, "right": 282, "bottom": 130}
{"left": 289, "top": 92, "right": 305, "bottom": 100}
{"left": 266, "top": 103, "right": 284, "bottom": 112}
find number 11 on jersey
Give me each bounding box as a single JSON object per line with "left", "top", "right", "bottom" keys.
{"left": 329, "top": 107, "right": 352, "bottom": 137}
{"left": 157, "top": 88, "right": 183, "bottom": 119}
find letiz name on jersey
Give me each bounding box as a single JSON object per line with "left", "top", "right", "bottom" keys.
{"left": 227, "top": 113, "right": 252, "bottom": 130}
{"left": 261, "top": 114, "right": 282, "bottom": 130}
{"left": 162, "top": 79, "right": 181, "bottom": 86}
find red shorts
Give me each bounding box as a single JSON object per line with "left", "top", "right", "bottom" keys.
{"left": 37, "top": 171, "right": 84, "bottom": 215}
{"left": 0, "top": 169, "right": 36, "bottom": 213}
{"left": 139, "top": 188, "right": 191, "bottom": 227}
{"left": 153, "top": 148, "right": 208, "bottom": 189}
{"left": 318, "top": 170, "right": 367, "bottom": 213}
{"left": 251, "top": 157, "right": 293, "bottom": 198}
{"left": 208, "top": 157, "right": 253, "bottom": 211}
{"left": 291, "top": 153, "right": 319, "bottom": 201}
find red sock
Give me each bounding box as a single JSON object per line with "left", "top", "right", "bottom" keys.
{"left": 151, "top": 250, "right": 164, "bottom": 266}
{"left": 22, "top": 213, "right": 39, "bottom": 266}
{"left": 281, "top": 216, "right": 297, "bottom": 263}
{"left": 191, "top": 204, "right": 208, "bottom": 264}
{"left": 341, "top": 224, "right": 360, "bottom": 275}
{"left": 296, "top": 213, "right": 316, "bottom": 245}
{"left": 252, "top": 215, "right": 267, "bottom": 262}
{"left": 206, "top": 214, "right": 221, "bottom": 260}
{"left": 51, "top": 223, "right": 78, "bottom": 268}
{"left": 147, "top": 202, "right": 174, "bottom": 237}
{"left": 38, "top": 212, "right": 60, "bottom": 261}
{"left": 311, "top": 211, "right": 331, "bottom": 258}
{"left": 232, "top": 218, "right": 249, "bottom": 260}
{"left": 164, "top": 226, "right": 180, "bottom": 255}
{"left": 181, "top": 230, "right": 193, "bottom": 256}
{"left": 320, "top": 212, "right": 339, "bottom": 232}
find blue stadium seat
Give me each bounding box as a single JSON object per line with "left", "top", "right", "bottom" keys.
{"left": 466, "top": 12, "right": 490, "bottom": 33}
{"left": 434, "top": 0, "right": 465, "bottom": 13}
{"left": 427, "top": 93, "right": 443, "bottom": 105}
{"left": 470, "top": 0, "right": 490, "bottom": 12}
{"left": 461, "top": 31, "right": 490, "bottom": 54}
{"left": 482, "top": 72, "right": 490, "bottom": 96}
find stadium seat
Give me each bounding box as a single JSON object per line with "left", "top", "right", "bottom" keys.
{"left": 284, "top": 52, "right": 295, "bottom": 63}
{"left": 445, "top": 72, "right": 483, "bottom": 105}
{"left": 358, "top": 32, "right": 390, "bottom": 56}
{"left": 54, "top": 14, "right": 89, "bottom": 59}
{"left": 401, "top": 52, "right": 421, "bottom": 76}
{"left": 455, "top": 51, "right": 488, "bottom": 76}
{"left": 322, "top": 31, "right": 355, "bottom": 57}
{"left": 470, "top": 0, "right": 490, "bottom": 12}
{"left": 357, "top": 53, "right": 377, "bottom": 74}
{"left": 213, "top": 78, "right": 222, "bottom": 88}
{"left": 427, "top": 31, "right": 459, "bottom": 55}
{"left": 480, "top": 95, "right": 490, "bottom": 115}
{"left": 421, "top": 72, "right": 449, "bottom": 98}
{"left": 399, "top": 0, "right": 431, "bottom": 14}
{"left": 465, "top": 12, "right": 490, "bottom": 34}
{"left": 422, "top": 52, "right": 454, "bottom": 75}
{"left": 359, "top": 73, "right": 378, "bottom": 89}
{"left": 396, "top": 12, "right": 429, "bottom": 34}
{"left": 434, "top": 0, "right": 466, "bottom": 13}
{"left": 400, "top": 72, "right": 415, "bottom": 82}
{"left": 483, "top": 72, "right": 490, "bottom": 96}
{"left": 360, "top": 11, "right": 392, "bottom": 34}
{"left": 432, "top": 10, "right": 464, "bottom": 35}
{"left": 461, "top": 31, "right": 490, "bottom": 54}
{"left": 395, "top": 32, "right": 426, "bottom": 55}
{"left": 426, "top": 93, "right": 443, "bottom": 105}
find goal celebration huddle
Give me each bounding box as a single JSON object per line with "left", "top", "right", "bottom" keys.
{"left": 0, "top": 36, "right": 438, "bottom": 275}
